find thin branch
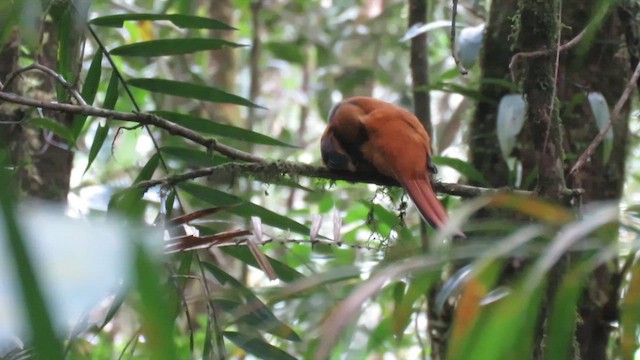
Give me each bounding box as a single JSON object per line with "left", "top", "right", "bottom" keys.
{"left": 509, "top": 27, "right": 587, "bottom": 82}
{"left": 450, "top": 0, "right": 468, "bottom": 75}
{"left": 0, "top": 90, "right": 264, "bottom": 163}
{"left": 132, "top": 161, "right": 534, "bottom": 198}
{"left": 570, "top": 61, "right": 640, "bottom": 175}
{"left": 2, "top": 63, "right": 88, "bottom": 106}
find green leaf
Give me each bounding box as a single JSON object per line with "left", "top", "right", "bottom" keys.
{"left": 103, "top": 70, "right": 120, "bottom": 110}
{"left": 392, "top": 272, "right": 438, "bottom": 339}
{"left": 110, "top": 38, "right": 246, "bottom": 57}
{"left": 202, "top": 262, "right": 259, "bottom": 300}
{"left": 54, "top": 8, "right": 73, "bottom": 102}
{"left": 179, "top": 182, "right": 310, "bottom": 235}
{"left": 108, "top": 153, "right": 160, "bottom": 220}
{"left": 204, "top": 262, "right": 301, "bottom": 343}
{"left": 621, "top": 253, "right": 640, "bottom": 359}
{"left": 154, "top": 111, "right": 295, "bottom": 147}
{"left": 72, "top": 51, "right": 103, "bottom": 139}
{"left": 134, "top": 242, "right": 178, "bottom": 360}
{"left": 129, "top": 78, "right": 264, "bottom": 109}
{"left": 89, "top": 13, "right": 236, "bottom": 30}
{"left": 221, "top": 246, "right": 304, "bottom": 283}
{"left": 97, "top": 291, "right": 127, "bottom": 332}
{"left": 84, "top": 122, "right": 110, "bottom": 174}
{"left": 224, "top": 331, "right": 297, "bottom": 360}
{"left": 0, "top": 170, "right": 65, "bottom": 359}
{"left": 0, "top": 2, "right": 20, "bottom": 48}
{"left": 266, "top": 41, "right": 305, "bottom": 64}
{"left": 214, "top": 299, "right": 301, "bottom": 342}
{"left": 431, "top": 156, "right": 489, "bottom": 186}
{"left": 160, "top": 146, "right": 230, "bottom": 167}
{"left": 28, "top": 118, "right": 74, "bottom": 143}
{"left": 546, "top": 260, "right": 590, "bottom": 360}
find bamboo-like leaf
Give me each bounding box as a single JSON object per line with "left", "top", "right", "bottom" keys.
{"left": 203, "top": 263, "right": 293, "bottom": 337}
{"left": 214, "top": 299, "right": 301, "bottom": 342}
{"left": 28, "top": 118, "right": 74, "bottom": 143}
{"left": 266, "top": 41, "right": 305, "bottom": 64}
{"left": 0, "top": 171, "right": 64, "bottom": 359}
{"left": 392, "top": 272, "right": 438, "bottom": 339}
{"left": 129, "top": 78, "right": 264, "bottom": 108}
{"left": 54, "top": 8, "right": 74, "bottom": 102}
{"left": 546, "top": 258, "right": 597, "bottom": 360}
{"left": 224, "top": 332, "right": 297, "bottom": 360}
{"left": 160, "top": 146, "right": 230, "bottom": 167}
{"left": 84, "top": 122, "right": 109, "bottom": 174}
{"left": 110, "top": 38, "right": 245, "bottom": 57}
{"left": 154, "top": 111, "right": 295, "bottom": 147}
{"left": 103, "top": 70, "right": 120, "bottom": 110}
{"left": 202, "top": 262, "right": 260, "bottom": 301}
{"left": 179, "top": 182, "right": 310, "bottom": 235}
{"left": 89, "top": 13, "right": 236, "bottom": 30}
{"left": 489, "top": 194, "right": 575, "bottom": 225}
{"left": 221, "top": 246, "right": 304, "bottom": 283}
{"left": 72, "top": 51, "right": 103, "bottom": 139}
{"left": 621, "top": 254, "right": 640, "bottom": 359}
{"left": 108, "top": 153, "right": 160, "bottom": 219}
{"left": 249, "top": 216, "right": 277, "bottom": 280}
{"left": 431, "top": 156, "right": 489, "bottom": 186}
{"left": 134, "top": 243, "right": 178, "bottom": 360}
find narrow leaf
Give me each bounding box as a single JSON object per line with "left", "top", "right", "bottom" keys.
{"left": 73, "top": 51, "right": 103, "bottom": 139}
{"left": 249, "top": 216, "right": 278, "bottom": 280}
{"left": 28, "top": 118, "right": 74, "bottom": 143}
{"left": 108, "top": 153, "right": 160, "bottom": 220}
{"left": 154, "top": 111, "right": 295, "bottom": 147}
{"left": 204, "top": 262, "right": 297, "bottom": 341}
{"left": 103, "top": 71, "right": 120, "bottom": 110}
{"left": 55, "top": 9, "right": 74, "bottom": 102}
{"left": 134, "top": 244, "right": 178, "bottom": 360}
{"left": 224, "top": 331, "right": 297, "bottom": 360}
{"left": 179, "top": 182, "right": 310, "bottom": 235}
{"left": 214, "top": 299, "right": 301, "bottom": 342}
{"left": 160, "top": 146, "right": 230, "bottom": 167}
{"left": 90, "top": 13, "right": 236, "bottom": 30}
{"left": 392, "top": 272, "right": 438, "bottom": 338}
{"left": 84, "top": 122, "right": 109, "bottom": 174}
{"left": 431, "top": 156, "right": 489, "bottom": 186}
{"left": 111, "top": 38, "right": 245, "bottom": 57}
{"left": 621, "top": 255, "right": 640, "bottom": 359}
{"left": 0, "top": 172, "right": 64, "bottom": 359}
{"left": 221, "top": 246, "right": 304, "bottom": 283}
{"left": 129, "top": 78, "right": 264, "bottom": 109}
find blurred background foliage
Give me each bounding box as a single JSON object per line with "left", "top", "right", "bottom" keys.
{"left": 1, "top": 0, "right": 640, "bottom": 359}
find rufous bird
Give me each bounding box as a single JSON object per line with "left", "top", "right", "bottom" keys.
{"left": 321, "top": 96, "right": 462, "bottom": 236}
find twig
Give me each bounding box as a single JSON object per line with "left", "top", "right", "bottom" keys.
{"left": 2, "top": 63, "right": 88, "bottom": 106}
{"left": 543, "top": 0, "right": 563, "bottom": 153}
{"left": 132, "top": 161, "right": 534, "bottom": 198}
{"left": 570, "top": 61, "right": 640, "bottom": 175}
{"left": 509, "top": 27, "right": 587, "bottom": 82}
{"left": 451, "top": 0, "right": 468, "bottom": 75}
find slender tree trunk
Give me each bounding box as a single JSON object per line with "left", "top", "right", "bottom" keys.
{"left": 0, "top": 2, "right": 88, "bottom": 202}
{"left": 469, "top": 0, "right": 629, "bottom": 357}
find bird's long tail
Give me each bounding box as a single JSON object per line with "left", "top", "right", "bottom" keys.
{"left": 402, "top": 177, "right": 465, "bottom": 237}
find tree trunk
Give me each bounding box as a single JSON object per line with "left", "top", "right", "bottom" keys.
{"left": 0, "top": 2, "right": 87, "bottom": 202}
{"left": 467, "top": 0, "right": 630, "bottom": 358}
